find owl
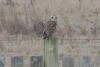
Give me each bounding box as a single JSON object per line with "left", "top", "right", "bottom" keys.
{"left": 43, "top": 15, "right": 57, "bottom": 39}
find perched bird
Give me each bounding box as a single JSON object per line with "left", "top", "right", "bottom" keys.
{"left": 33, "top": 15, "right": 57, "bottom": 39}
{"left": 43, "top": 15, "right": 57, "bottom": 39}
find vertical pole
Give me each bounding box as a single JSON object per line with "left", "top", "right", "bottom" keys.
{"left": 43, "top": 36, "right": 59, "bottom": 67}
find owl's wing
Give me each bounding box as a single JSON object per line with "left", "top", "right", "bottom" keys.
{"left": 42, "top": 20, "right": 57, "bottom": 39}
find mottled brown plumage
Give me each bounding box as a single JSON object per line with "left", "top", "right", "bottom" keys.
{"left": 43, "top": 16, "right": 57, "bottom": 39}
{"left": 33, "top": 15, "right": 57, "bottom": 39}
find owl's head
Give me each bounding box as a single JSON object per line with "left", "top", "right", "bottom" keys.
{"left": 50, "top": 15, "right": 57, "bottom": 22}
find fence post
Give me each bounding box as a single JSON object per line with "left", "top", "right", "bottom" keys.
{"left": 43, "top": 36, "right": 59, "bottom": 67}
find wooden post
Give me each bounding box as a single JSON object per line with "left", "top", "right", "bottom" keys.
{"left": 43, "top": 36, "right": 59, "bottom": 67}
